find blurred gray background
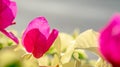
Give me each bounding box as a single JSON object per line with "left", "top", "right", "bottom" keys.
{"left": 10, "top": 0, "right": 120, "bottom": 34}
{"left": 9, "top": 0, "right": 120, "bottom": 60}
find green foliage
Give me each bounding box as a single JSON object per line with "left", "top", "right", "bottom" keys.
{"left": 0, "top": 43, "right": 3, "bottom": 49}
{"left": 0, "top": 30, "right": 112, "bottom": 67}
{"left": 5, "top": 60, "right": 21, "bottom": 67}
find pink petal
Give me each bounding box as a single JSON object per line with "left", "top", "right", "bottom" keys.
{"left": 9, "top": 1, "right": 17, "bottom": 20}
{"left": 0, "top": 0, "right": 17, "bottom": 29}
{"left": 22, "top": 16, "right": 59, "bottom": 58}
{"left": 23, "top": 29, "right": 41, "bottom": 53}
{"left": 45, "top": 29, "right": 59, "bottom": 51}
{"left": 0, "top": 0, "right": 10, "bottom": 7}
{"left": 31, "top": 29, "right": 47, "bottom": 58}
{"left": 99, "top": 13, "right": 120, "bottom": 66}
{"left": 22, "top": 17, "right": 50, "bottom": 41}
{"left": 0, "top": 29, "right": 19, "bottom": 44}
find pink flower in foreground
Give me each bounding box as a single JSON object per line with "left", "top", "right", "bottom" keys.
{"left": 22, "top": 17, "right": 59, "bottom": 58}
{"left": 99, "top": 14, "right": 120, "bottom": 67}
{"left": 0, "top": 0, "right": 18, "bottom": 44}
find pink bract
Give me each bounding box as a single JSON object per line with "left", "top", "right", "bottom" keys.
{"left": 22, "top": 17, "right": 59, "bottom": 58}
{"left": 0, "top": 0, "right": 18, "bottom": 44}
{"left": 99, "top": 13, "right": 120, "bottom": 67}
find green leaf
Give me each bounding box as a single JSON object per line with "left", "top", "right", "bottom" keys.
{"left": 59, "top": 33, "right": 74, "bottom": 52}
{"left": 96, "top": 58, "right": 112, "bottom": 67}
{"left": 53, "top": 35, "right": 61, "bottom": 56}
{"left": 75, "top": 60, "right": 81, "bottom": 67}
{"left": 0, "top": 43, "right": 3, "bottom": 49}
{"left": 51, "top": 54, "right": 60, "bottom": 66}
{"left": 61, "top": 41, "right": 75, "bottom": 64}
{"left": 75, "top": 29, "right": 99, "bottom": 55}
{"left": 38, "top": 55, "right": 50, "bottom": 66}
{"left": 73, "top": 49, "right": 88, "bottom": 60}
{"left": 22, "top": 54, "right": 39, "bottom": 67}
{"left": 0, "top": 49, "right": 21, "bottom": 67}
{"left": 72, "top": 29, "right": 80, "bottom": 39}
{"left": 62, "top": 61, "right": 76, "bottom": 67}
{"left": 5, "top": 60, "right": 21, "bottom": 67}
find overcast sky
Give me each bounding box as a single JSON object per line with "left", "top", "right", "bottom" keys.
{"left": 10, "top": 0, "right": 120, "bottom": 34}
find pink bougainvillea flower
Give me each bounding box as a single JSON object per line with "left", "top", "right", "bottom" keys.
{"left": 22, "top": 17, "right": 59, "bottom": 58}
{"left": 99, "top": 13, "right": 120, "bottom": 67}
{"left": 0, "top": 0, "right": 19, "bottom": 44}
